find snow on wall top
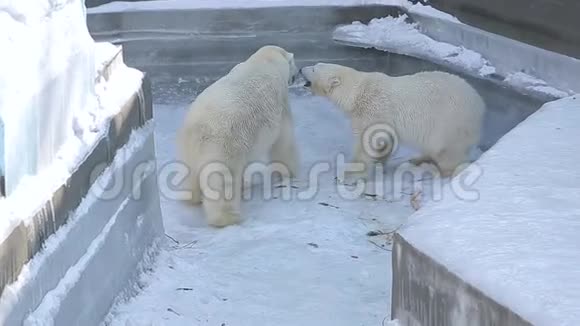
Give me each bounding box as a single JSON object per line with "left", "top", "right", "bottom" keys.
{"left": 333, "top": 15, "right": 573, "bottom": 99}
{"left": 399, "top": 95, "right": 580, "bottom": 326}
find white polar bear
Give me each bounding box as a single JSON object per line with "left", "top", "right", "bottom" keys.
{"left": 176, "top": 45, "right": 299, "bottom": 227}
{"left": 300, "top": 63, "right": 485, "bottom": 178}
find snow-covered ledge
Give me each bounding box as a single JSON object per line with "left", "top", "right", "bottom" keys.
{"left": 0, "top": 1, "right": 164, "bottom": 324}
{"left": 392, "top": 95, "right": 580, "bottom": 326}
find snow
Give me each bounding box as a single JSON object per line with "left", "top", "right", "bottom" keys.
{"left": 0, "top": 121, "right": 152, "bottom": 322}
{"left": 333, "top": 15, "right": 574, "bottom": 99}
{"left": 0, "top": 0, "right": 96, "bottom": 195}
{"left": 504, "top": 72, "right": 571, "bottom": 99}
{"left": 0, "top": 118, "right": 3, "bottom": 177}
{"left": 399, "top": 95, "right": 580, "bottom": 326}
{"left": 334, "top": 15, "right": 493, "bottom": 76}
{"left": 0, "top": 46, "right": 144, "bottom": 251}
{"left": 405, "top": 2, "right": 462, "bottom": 23}
{"left": 102, "top": 88, "right": 447, "bottom": 325}
{"left": 0, "top": 119, "right": 163, "bottom": 325}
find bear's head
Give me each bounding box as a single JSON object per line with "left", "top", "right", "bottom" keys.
{"left": 251, "top": 45, "right": 299, "bottom": 85}
{"left": 299, "top": 62, "right": 359, "bottom": 98}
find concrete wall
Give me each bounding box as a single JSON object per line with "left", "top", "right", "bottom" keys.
{"left": 0, "top": 48, "right": 164, "bottom": 325}
{"left": 86, "top": 0, "right": 150, "bottom": 8}
{"left": 422, "top": 0, "right": 580, "bottom": 59}
{"left": 392, "top": 234, "right": 533, "bottom": 326}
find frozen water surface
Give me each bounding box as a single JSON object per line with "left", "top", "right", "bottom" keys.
{"left": 104, "top": 86, "right": 433, "bottom": 325}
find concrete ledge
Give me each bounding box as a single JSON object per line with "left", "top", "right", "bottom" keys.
{"left": 391, "top": 95, "right": 580, "bottom": 326}
{"left": 22, "top": 127, "right": 163, "bottom": 325}
{"left": 0, "top": 47, "right": 163, "bottom": 325}
{"left": 423, "top": 0, "right": 580, "bottom": 59}
{"left": 392, "top": 233, "right": 532, "bottom": 326}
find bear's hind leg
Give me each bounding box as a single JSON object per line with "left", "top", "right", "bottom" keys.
{"left": 409, "top": 155, "right": 435, "bottom": 167}
{"left": 176, "top": 130, "right": 202, "bottom": 205}
{"left": 200, "top": 160, "right": 243, "bottom": 227}
{"left": 188, "top": 165, "right": 202, "bottom": 205}
{"left": 433, "top": 147, "right": 470, "bottom": 178}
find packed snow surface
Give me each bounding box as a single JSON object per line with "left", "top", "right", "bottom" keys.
{"left": 400, "top": 95, "right": 580, "bottom": 326}
{"left": 103, "top": 87, "right": 447, "bottom": 325}
{"left": 333, "top": 15, "right": 574, "bottom": 99}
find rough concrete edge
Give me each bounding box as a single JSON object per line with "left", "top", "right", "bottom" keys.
{"left": 405, "top": 10, "right": 580, "bottom": 95}
{"left": 391, "top": 233, "right": 533, "bottom": 326}
{"left": 0, "top": 46, "right": 157, "bottom": 319}
{"left": 31, "top": 133, "right": 164, "bottom": 326}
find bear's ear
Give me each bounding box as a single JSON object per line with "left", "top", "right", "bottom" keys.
{"left": 327, "top": 76, "right": 341, "bottom": 93}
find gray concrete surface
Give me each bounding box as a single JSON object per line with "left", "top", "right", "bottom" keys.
{"left": 425, "top": 0, "right": 580, "bottom": 59}
{"left": 86, "top": 0, "right": 150, "bottom": 9}
{"left": 392, "top": 234, "right": 534, "bottom": 326}
{"left": 405, "top": 10, "right": 580, "bottom": 97}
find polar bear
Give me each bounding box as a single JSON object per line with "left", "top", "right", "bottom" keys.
{"left": 300, "top": 63, "right": 485, "bottom": 179}
{"left": 176, "top": 45, "right": 299, "bottom": 227}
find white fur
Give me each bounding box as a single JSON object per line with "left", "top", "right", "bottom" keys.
{"left": 177, "top": 45, "right": 299, "bottom": 227}
{"left": 300, "top": 63, "right": 485, "bottom": 178}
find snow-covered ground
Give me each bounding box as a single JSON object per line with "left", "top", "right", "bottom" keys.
{"left": 399, "top": 95, "right": 580, "bottom": 326}
{"left": 103, "top": 87, "right": 441, "bottom": 325}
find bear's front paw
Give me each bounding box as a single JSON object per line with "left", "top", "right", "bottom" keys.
{"left": 208, "top": 211, "right": 240, "bottom": 228}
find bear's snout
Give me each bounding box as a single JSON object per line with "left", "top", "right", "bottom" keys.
{"left": 299, "top": 67, "right": 312, "bottom": 87}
